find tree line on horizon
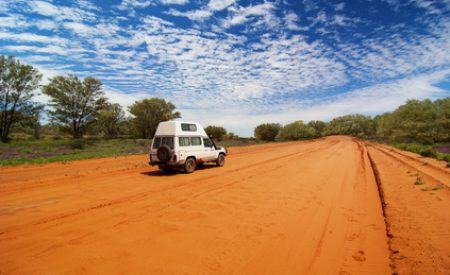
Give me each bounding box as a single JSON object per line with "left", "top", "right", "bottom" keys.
{"left": 254, "top": 98, "right": 450, "bottom": 145}
{"left": 1, "top": 55, "right": 449, "bottom": 146}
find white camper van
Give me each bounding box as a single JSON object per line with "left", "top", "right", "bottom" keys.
{"left": 149, "top": 121, "right": 227, "bottom": 173}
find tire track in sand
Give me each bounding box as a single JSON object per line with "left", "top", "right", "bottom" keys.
{"left": 367, "top": 145, "right": 450, "bottom": 274}
{"left": 368, "top": 143, "right": 449, "bottom": 188}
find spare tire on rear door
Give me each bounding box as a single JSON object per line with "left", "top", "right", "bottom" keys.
{"left": 157, "top": 145, "right": 173, "bottom": 163}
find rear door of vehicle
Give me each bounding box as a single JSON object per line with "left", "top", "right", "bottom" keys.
{"left": 151, "top": 136, "right": 174, "bottom": 161}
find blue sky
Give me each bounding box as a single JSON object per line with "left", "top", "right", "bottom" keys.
{"left": 1, "top": 0, "right": 449, "bottom": 136}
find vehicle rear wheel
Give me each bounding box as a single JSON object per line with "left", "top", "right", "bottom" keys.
{"left": 216, "top": 154, "right": 225, "bottom": 167}
{"left": 184, "top": 158, "right": 196, "bottom": 173}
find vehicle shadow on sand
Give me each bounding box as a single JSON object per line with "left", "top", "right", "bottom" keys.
{"left": 141, "top": 164, "right": 217, "bottom": 177}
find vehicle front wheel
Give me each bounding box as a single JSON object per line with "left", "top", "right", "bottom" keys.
{"left": 216, "top": 154, "right": 225, "bottom": 167}
{"left": 184, "top": 158, "right": 196, "bottom": 173}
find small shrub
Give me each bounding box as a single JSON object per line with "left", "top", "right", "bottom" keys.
{"left": 395, "top": 143, "right": 437, "bottom": 158}
{"left": 442, "top": 155, "right": 450, "bottom": 162}
{"left": 421, "top": 186, "right": 445, "bottom": 191}
{"left": 70, "top": 139, "right": 86, "bottom": 149}
{"left": 415, "top": 177, "right": 425, "bottom": 185}
{"left": 419, "top": 147, "right": 437, "bottom": 158}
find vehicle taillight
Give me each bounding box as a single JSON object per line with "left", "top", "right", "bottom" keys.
{"left": 173, "top": 155, "right": 177, "bottom": 162}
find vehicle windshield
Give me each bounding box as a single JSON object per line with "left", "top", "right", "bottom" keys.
{"left": 152, "top": 136, "right": 174, "bottom": 149}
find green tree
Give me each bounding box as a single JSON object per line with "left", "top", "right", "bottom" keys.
{"left": 96, "top": 103, "right": 125, "bottom": 138}
{"left": 374, "top": 112, "right": 394, "bottom": 142}
{"left": 254, "top": 123, "right": 281, "bottom": 141}
{"left": 394, "top": 99, "right": 438, "bottom": 144}
{"left": 325, "top": 114, "right": 375, "bottom": 138}
{"left": 374, "top": 98, "right": 450, "bottom": 144}
{"left": 276, "top": 120, "right": 315, "bottom": 141}
{"left": 434, "top": 98, "right": 450, "bottom": 142}
{"left": 128, "top": 98, "right": 181, "bottom": 139}
{"left": 307, "top": 120, "right": 327, "bottom": 137}
{"left": 42, "top": 75, "right": 107, "bottom": 138}
{"left": 0, "top": 56, "right": 42, "bottom": 142}
{"left": 205, "top": 125, "right": 227, "bottom": 141}
{"left": 226, "top": 132, "right": 239, "bottom": 140}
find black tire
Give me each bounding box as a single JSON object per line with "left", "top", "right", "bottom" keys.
{"left": 216, "top": 154, "right": 225, "bottom": 167}
{"left": 157, "top": 145, "right": 173, "bottom": 163}
{"left": 184, "top": 158, "right": 196, "bottom": 173}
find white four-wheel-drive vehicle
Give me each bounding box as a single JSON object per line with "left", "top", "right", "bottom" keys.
{"left": 149, "top": 121, "right": 227, "bottom": 173}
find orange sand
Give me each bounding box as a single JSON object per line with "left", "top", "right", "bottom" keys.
{"left": 0, "top": 136, "right": 448, "bottom": 274}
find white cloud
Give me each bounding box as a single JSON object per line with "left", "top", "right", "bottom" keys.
{"left": 335, "top": 2, "right": 345, "bottom": 11}
{"left": 299, "top": 69, "right": 450, "bottom": 120}
{"left": 2, "top": 45, "right": 68, "bottom": 56}
{"left": 165, "top": 0, "right": 235, "bottom": 21}
{"left": 310, "top": 10, "right": 327, "bottom": 26}
{"left": 335, "top": 19, "right": 450, "bottom": 80}
{"left": 63, "top": 22, "right": 95, "bottom": 36}
{"left": 0, "top": 30, "right": 67, "bottom": 45}
{"left": 302, "top": 0, "right": 319, "bottom": 12}
{"left": 0, "top": 15, "right": 29, "bottom": 28}
{"left": 28, "top": 0, "right": 97, "bottom": 22}
{"left": 220, "top": 2, "right": 278, "bottom": 29}
{"left": 307, "top": 10, "right": 362, "bottom": 29}
{"left": 34, "top": 19, "right": 58, "bottom": 30}
{"left": 160, "top": 0, "right": 189, "bottom": 5}
{"left": 75, "top": 0, "right": 101, "bottom": 11}
{"left": 383, "top": 0, "right": 450, "bottom": 14}
{"left": 104, "top": 88, "right": 149, "bottom": 110}
{"left": 284, "top": 11, "right": 306, "bottom": 31}
{"left": 166, "top": 8, "right": 213, "bottom": 20}
{"left": 117, "top": 0, "right": 152, "bottom": 9}
{"left": 332, "top": 15, "right": 349, "bottom": 26}
{"left": 28, "top": 1, "right": 59, "bottom": 17}
{"left": 207, "top": 0, "right": 236, "bottom": 11}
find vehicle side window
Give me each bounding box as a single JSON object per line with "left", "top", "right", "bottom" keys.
{"left": 179, "top": 137, "right": 191, "bottom": 146}
{"left": 153, "top": 137, "right": 161, "bottom": 149}
{"left": 203, "top": 138, "right": 213, "bottom": 147}
{"left": 181, "top": 123, "right": 197, "bottom": 131}
{"left": 191, "top": 137, "right": 201, "bottom": 146}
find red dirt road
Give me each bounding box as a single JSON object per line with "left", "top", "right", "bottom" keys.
{"left": 0, "top": 136, "right": 448, "bottom": 274}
